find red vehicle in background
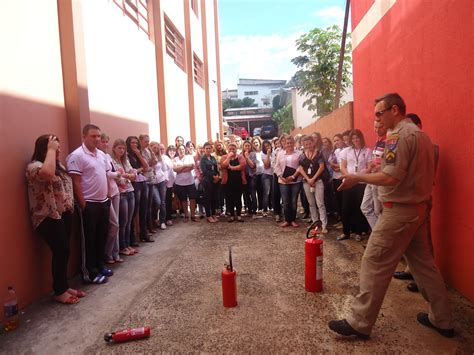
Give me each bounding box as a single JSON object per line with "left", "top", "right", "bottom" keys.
{"left": 232, "top": 126, "right": 249, "bottom": 140}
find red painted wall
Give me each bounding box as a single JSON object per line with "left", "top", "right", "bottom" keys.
{"left": 351, "top": 0, "right": 474, "bottom": 301}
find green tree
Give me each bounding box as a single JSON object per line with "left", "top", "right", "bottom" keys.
{"left": 291, "top": 25, "right": 351, "bottom": 116}
{"left": 222, "top": 97, "right": 257, "bottom": 114}
{"left": 272, "top": 94, "right": 283, "bottom": 111}
{"left": 273, "top": 104, "right": 293, "bottom": 134}
{"left": 241, "top": 96, "right": 257, "bottom": 107}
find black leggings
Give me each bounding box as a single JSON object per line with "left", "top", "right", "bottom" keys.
{"left": 225, "top": 184, "right": 243, "bottom": 216}
{"left": 36, "top": 212, "right": 72, "bottom": 295}
{"left": 202, "top": 179, "right": 218, "bottom": 217}
{"left": 342, "top": 184, "right": 370, "bottom": 235}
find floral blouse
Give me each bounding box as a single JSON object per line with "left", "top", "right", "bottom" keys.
{"left": 26, "top": 161, "right": 74, "bottom": 229}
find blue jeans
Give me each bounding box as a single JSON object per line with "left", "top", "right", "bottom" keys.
{"left": 153, "top": 181, "right": 167, "bottom": 223}
{"left": 280, "top": 182, "right": 301, "bottom": 223}
{"left": 261, "top": 174, "right": 273, "bottom": 212}
{"left": 272, "top": 174, "right": 282, "bottom": 215}
{"left": 119, "top": 191, "right": 135, "bottom": 250}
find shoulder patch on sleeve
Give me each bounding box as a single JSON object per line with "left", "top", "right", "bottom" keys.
{"left": 384, "top": 134, "right": 399, "bottom": 164}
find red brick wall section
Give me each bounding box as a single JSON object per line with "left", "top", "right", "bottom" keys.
{"left": 291, "top": 102, "right": 353, "bottom": 139}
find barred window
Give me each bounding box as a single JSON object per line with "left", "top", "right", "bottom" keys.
{"left": 244, "top": 91, "right": 258, "bottom": 96}
{"left": 164, "top": 15, "right": 186, "bottom": 71}
{"left": 193, "top": 53, "right": 204, "bottom": 88}
{"left": 113, "top": 0, "right": 149, "bottom": 37}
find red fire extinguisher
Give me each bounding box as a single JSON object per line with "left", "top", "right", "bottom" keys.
{"left": 104, "top": 327, "right": 151, "bottom": 343}
{"left": 222, "top": 247, "right": 237, "bottom": 308}
{"left": 305, "top": 221, "right": 323, "bottom": 292}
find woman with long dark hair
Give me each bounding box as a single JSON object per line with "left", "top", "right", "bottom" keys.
{"left": 126, "top": 136, "right": 153, "bottom": 244}
{"left": 26, "top": 135, "right": 85, "bottom": 304}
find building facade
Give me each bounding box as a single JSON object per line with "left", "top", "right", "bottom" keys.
{"left": 236, "top": 78, "right": 286, "bottom": 107}
{"left": 351, "top": 0, "right": 473, "bottom": 301}
{"left": 0, "top": 0, "right": 223, "bottom": 307}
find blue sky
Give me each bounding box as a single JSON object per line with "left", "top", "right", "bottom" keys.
{"left": 218, "top": 0, "right": 349, "bottom": 90}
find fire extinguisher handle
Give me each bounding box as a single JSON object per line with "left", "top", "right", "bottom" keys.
{"left": 306, "top": 220, "right": 322, "bottom": 239}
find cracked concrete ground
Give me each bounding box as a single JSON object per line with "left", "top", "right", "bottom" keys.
{"left": 1, "top": 216, "right": 473, "bottom": 354}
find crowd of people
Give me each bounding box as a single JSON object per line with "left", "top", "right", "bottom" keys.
{"left": 25, "top": 111, "right": 419, "bottom": 303}
{"left": 25, "top": 92, "right": 454, "bottom": 340}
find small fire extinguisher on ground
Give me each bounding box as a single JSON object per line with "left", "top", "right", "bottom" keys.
{"left": 222, "top": 247, "right": 237, "bottom": 308}
{"left": 305, "top": 221, "right": 323, "bottom": 292}
{"left": 104, "top": 326, "right": 151, "bottom": 343}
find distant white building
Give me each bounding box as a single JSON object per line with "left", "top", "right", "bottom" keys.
{"left": 222, "top": 88, "right": 238, "bottom": 100}
{"left": 222, "top": 78, "right": 286, "bottom": 108}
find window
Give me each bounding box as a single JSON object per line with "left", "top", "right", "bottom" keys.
{"left": 164, "top": 15, "right": 186, "bottom": 71}
{"left": 191, "top": 0, "right": 199, "bottom": 18}
{"left": 113, "top": 0, "right": 150, "bottom": 37}
{"left": 193, "top": 53, "right": 204, "bottom": 88}
{"left": 244, "top": 91, "right": 258, "bottom": 96}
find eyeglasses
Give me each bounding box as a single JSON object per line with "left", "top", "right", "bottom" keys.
{"left": 375, "top": 106, "right": 393, "bottom": 118}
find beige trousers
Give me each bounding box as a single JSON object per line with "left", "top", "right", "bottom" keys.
{"left": 347, "top": 203, "right": 453, "bottom": 335}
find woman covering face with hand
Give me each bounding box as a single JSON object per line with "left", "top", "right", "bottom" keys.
{"left": 26, "top": 135, "right": 85, "bottom": 305}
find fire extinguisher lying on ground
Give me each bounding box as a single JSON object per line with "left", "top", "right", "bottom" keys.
{"left": 305, "top": 220, "right": 323, "bottom": 293}
{"left": 104, "top": 327, "right": 151, "bottom": 343}
{"left": 222, "top": 247, "right": 237, "bottom": 308}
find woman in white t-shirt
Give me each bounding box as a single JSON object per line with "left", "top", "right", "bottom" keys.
{"left": 337, "top": 129, "right": 371, "bottom": 241}
{"left": 173, "top": 144, "right": 198, "bottom": 222}
{"left": 150, "top": 142, "right": 169, "bottom": 230}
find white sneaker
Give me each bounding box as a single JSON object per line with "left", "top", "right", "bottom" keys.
{"left": 275, "top": 215, "right": 281, "bottom": 222}
{"left": 166, "top": 220, "right": 173, "bottom": 226}
{"left": 160, "top": 223, "right": 167, "bottom": 230}
{"left": 355, "top": 234, "right": 363, "bottom": 242}
{"left": 252, "top": 214, "right": 263, "bottom": 219}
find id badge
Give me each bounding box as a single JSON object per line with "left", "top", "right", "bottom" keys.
{"left": 354, "top": 165, "right": 358, "bottom": 173}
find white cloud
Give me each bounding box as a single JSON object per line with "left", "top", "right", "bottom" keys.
{"left": 314, "top": 6, "right": 345, "bottom": 23}
{"left": 220, "top": 32, "right": 303, "bottom": 90}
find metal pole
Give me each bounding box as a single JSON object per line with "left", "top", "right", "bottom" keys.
{"left": 334, "top": 0, "right": 350, "bottom": 110}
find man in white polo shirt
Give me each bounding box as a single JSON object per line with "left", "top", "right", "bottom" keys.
{"left": 67, "top": 124, "right": 113, "bottom": 284}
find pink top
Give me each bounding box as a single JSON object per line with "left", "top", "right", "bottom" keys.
{"left": 274, "top": 149, "right": 303, "bottom": 184}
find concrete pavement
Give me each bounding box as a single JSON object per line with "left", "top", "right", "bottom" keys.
{"left": 1, "top": 216, "right": 473, "bottom": 353}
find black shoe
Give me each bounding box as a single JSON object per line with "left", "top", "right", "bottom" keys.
{"left": 417, "top": 312, "right": 454, "bottom": 338}
{"left": 393, "top": 271, "right": 414, "bottom": 280}
{"left": 328, "top": 319, "right": 370, "bottom": 340}
{"left": 407, "top": 282, "right": 419, "bottom": 292}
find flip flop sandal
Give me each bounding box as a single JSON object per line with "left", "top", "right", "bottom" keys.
{"left": 54, "top": 294, "right": 80, "bottom": 305}
{"left": 68, "top": 289, "right": 86, "bottom": 298}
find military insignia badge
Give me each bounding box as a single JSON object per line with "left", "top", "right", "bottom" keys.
{"left": 384, "top": 134, "right": 399, "bottom": 164}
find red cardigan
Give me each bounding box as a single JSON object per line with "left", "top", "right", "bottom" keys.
{"left": 219, "top": 154, "right": 247, "bottom": 185}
